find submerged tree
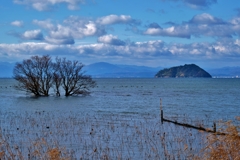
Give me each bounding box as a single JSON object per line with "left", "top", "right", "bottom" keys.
{"left": 55, "top": 57, "right": 96, "bottom": 96}
{"left": 13, "top": 55, "right": 95, "bottom": 97}
{"left": 13, "top": 55, "right": 54, "bottom": 96}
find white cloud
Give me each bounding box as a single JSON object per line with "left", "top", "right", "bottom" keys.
{"left": 145, "top": 25, "right": 191, "bottom": 38}
{"left": 33, "top": 19, "right": 55, "bottom": 30}
{"left": 163, "top": 0, "right": 217, "bottom": 9}
{"left": 230, "top": 17, "right": 240, "bottom": 35}
{"left": 235, "top": 39, "right": 240, "bottom": 46}
{"left": 97, "top": 15, "right": 134, "bottom": 25}
{"left": 32, "top": 2, "right": 48, "bottom": 11}
{"left": 29, "top": 15, "right": 140, "bottom": 45}
{"left": 145, "top": 28, "right": 161, "bottom": 35}
{"left": 13, "top": 0, "right": 84, "bottom": 11}
{"left": 97, "top": 35, "right": 126, "bottom": 46}
{"left": 32, "top": 17, "right": 104, "bottom": 44}
{"left": 11, "top": 20, "right": 24, "bottom": 27}
{"left": 190, "top": 13, "right": 224, "bottom": 24}
{"left": 48, "top": 25, "right": 72, "bottom": 39}
{"left": 17, "top": 15, "right": 140, "bottom": 45}
{"left": 22, "top": 30, "right": 44, "bottom": 40}
{"left": 81, "top": 22, "right": 98, "bottom": 36}
{"left": 184, "top": 0, "right": 217, "bottom": 9}
{"left": 0, "top": 43, "right": 48, "bottom": 61}
{"left": 230, "top": 17, "right": 240, "bottom": 25}
{"left": 45, "top": 21, "right": 100, "bottom": 44}
{"left": 45, "top": 36, "right": 75, "bottom": 45}
{"left": 145, "top": 13, "right": 239, "bottom": 38}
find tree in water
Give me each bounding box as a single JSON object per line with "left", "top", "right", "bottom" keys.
{"left": 55, "top": 57, "right": 96, "bottom": 96}
{"left": 13, "top": 55, "right": 54, "bottom": 96}
{"left": 13, "top": 55, "right": 95, "bottom": 97}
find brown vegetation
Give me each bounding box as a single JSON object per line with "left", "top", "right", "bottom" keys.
{"left": 0, "top": 111, "right": 238, "bottom": 159}
{"left": 199, "top": 117, "right": 240, "bottom": 160}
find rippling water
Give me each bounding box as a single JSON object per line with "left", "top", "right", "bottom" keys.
{"left": 0, "top": 78, "right": 239, "bottom": 123}
{"left": 0, "top": 78, "right": 239, "bottom": 158}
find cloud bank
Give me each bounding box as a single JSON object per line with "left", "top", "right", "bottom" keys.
{"left": 10, "top": 13, "right": 240, "bottom": 44}
{"left": 10, "top": 15, "right": 139, "bottom": 45}
{"left": 1, "top": 38, "right": 239, "bottom": 67}
{"left": 145, "top": 13, "right": 240, "bottom": 39}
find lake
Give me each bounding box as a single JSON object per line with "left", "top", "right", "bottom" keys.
{"left": 0, "top": 78, "right": 239, "bottom": 122}
{"left": 0, "top": 78, "right": 239, "bottom": 159}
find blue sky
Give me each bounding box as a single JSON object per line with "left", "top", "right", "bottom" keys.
{"left": 0, "top": 0, "right": 240, "bottom": 68}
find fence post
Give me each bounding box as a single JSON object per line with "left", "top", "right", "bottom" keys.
{"left": 160, "top": 98, "right": 163, "bottom": 124}
{"left": 161, "top": 110, "right": 163, "bottom": 124}
{"left": 213, "top": 122, "right": 216, "bottom": 133}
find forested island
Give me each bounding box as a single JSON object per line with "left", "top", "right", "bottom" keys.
{"left": 155, "top": 64, "right": 212, "bottom": 78}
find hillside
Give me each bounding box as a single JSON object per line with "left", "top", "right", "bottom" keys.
{"left": 155, "top": 64, "right": 212, "bottom": 78}
{"left": 84, "top": 62, "right": 162, "bottom": 78}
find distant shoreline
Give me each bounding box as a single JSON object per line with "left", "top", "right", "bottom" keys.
{"left": 0, "top": 76, "right": 239, "bottom": 79}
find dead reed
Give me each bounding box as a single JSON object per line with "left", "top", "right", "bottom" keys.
{"left": 196, "top": 117, "right": 240, "bottom": 160}
{"left": 0, "top": 110, "right": 238, "bottom": 159}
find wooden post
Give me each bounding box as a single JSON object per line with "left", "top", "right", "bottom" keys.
{"left": 161, "top": 110, "right": 163, "bottom": 124}
{"left": 160, "top": 98, "right": 163, "bottom": 124}
{"left": 213, "top": 122, "right": 216, "bottom": 133}
{"left": 160, "top": 98, "right": 162, "bottom": 111}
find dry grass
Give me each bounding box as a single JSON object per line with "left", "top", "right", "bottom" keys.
{"left": 197, "top": 117, "right": 240, "bottom": 160}
{"left": 0, "top": 110, "right": 238, "bottom": 159}
{"left": 0, "top": 137, "right": 71, "bottom": 160}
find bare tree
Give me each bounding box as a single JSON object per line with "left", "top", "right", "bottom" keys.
{"left": 13, "top": 55, "right": 95, "bottom": 97}
{"left": 13, "top": 55, "right": 54, "bottom": 96}
{"left": 52, "top": 62, "right": 62, "bottom": 96}
{"left": 53, "top": 72, "right": 62, "bottom": 96}
{"left": 55, "top": 57, "right": 96, "bottom": 96}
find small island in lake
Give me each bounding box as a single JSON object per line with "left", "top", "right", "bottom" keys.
{"left": 155, "top": 64, "right": 212, "bottom": 78}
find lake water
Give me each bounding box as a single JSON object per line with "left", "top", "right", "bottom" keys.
{"left": 0, "top": 78, "right": 239, "bottom": 159}
{"left": 0, "top": 78, "right": 239, "bottom": 123}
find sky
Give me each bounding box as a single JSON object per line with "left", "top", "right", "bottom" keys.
{"left": 0, "top": 0, "right": 240, "bottom": 68}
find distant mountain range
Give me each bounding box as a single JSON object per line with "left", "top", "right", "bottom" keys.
{"left": 0, "top": 61, "right": 239, "bottom": 78}
{"left": 83, "top": 62, "right": 162, "bottom": 78}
